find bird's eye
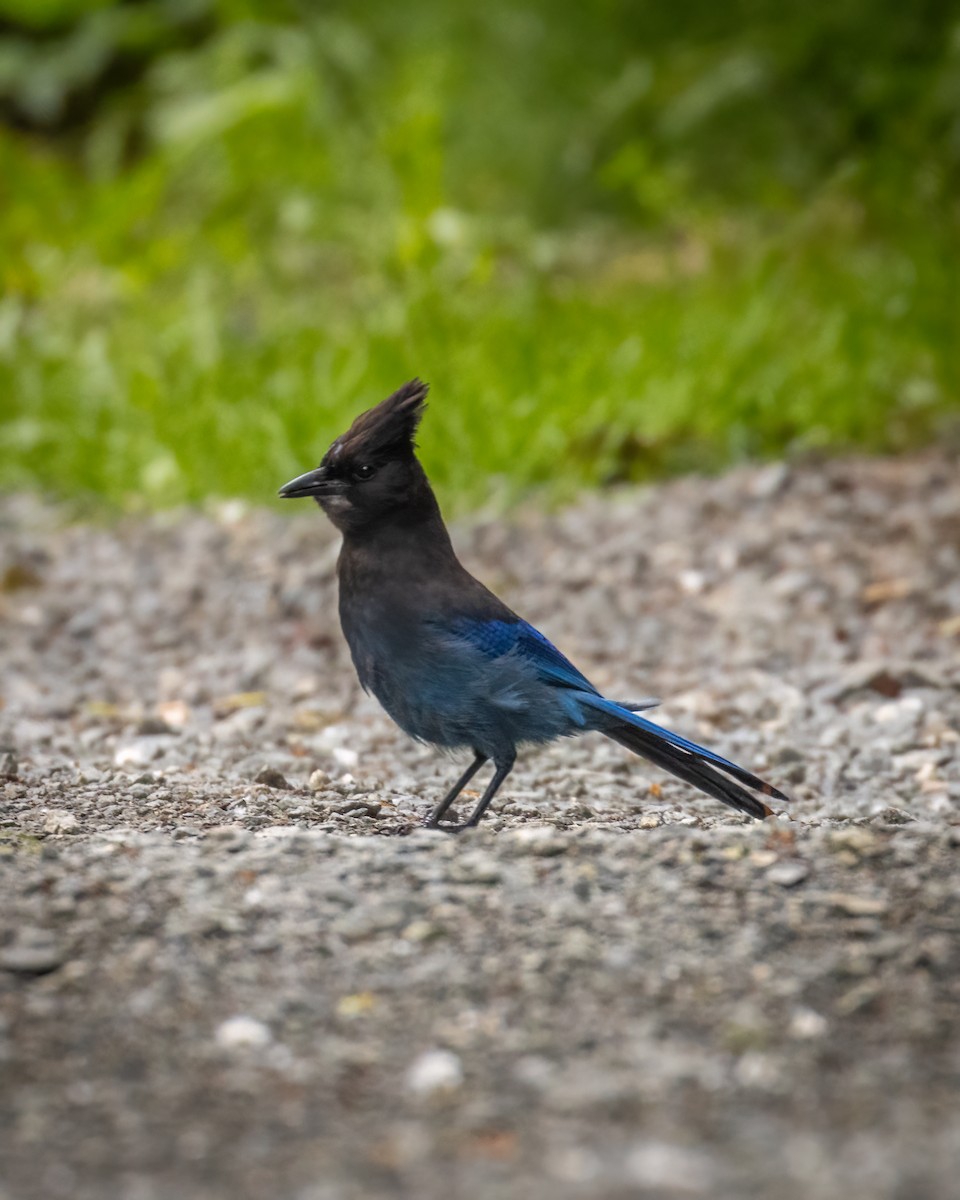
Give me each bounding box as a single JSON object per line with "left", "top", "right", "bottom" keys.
{"left": 353, "top": 463, "right": 376, "bottom": 481}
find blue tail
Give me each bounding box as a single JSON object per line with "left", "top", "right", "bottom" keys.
{"left": 577, "top": 694, "right": 787, "bottom": 820}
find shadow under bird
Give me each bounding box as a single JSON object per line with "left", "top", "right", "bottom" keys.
{"left": 279, "top": 380, "right": 788, "bottom": 830}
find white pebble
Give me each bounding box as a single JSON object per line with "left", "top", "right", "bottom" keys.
{"left": 789, "top": 1007, "right": 829, "bottom": 1039}
{"left": 43, "top": 809, "right": 79, "bottom": 833}
{"left": 873, "top": 697, "right": 923, "bottom": 724}
{"left": 508, "top": 826, "right": 567, "bottom": 856}
{"left": 114, "top": 742, "right": 154, "bottom": 768}
{"left": 624, "top": 1141, "right": 712, "bottom": 1193}
{"left": 405, "top": 1048, "right": 463, "bottom": 1096}
{"left": 215, "top": 1015, "right": 272, "bottom": 1049}
{"left": 510, "top": 825, "right": 558, "bottom": 844}
{"left": 678, "top": 569, "right": 706, "bottom": 595}
{"left": 332, "top": 746, "right": 359, "bottom": 768}
{"left": 766, "top": 860, "right": 809, "bottom": 887}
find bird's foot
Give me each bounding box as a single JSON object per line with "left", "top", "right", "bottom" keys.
{"left": 422, "top": 814, "right": 470, "bottom": 835}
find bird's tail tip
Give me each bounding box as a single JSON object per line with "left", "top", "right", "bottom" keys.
{"left": 756, "top": 780, "right": 794, "bottom": 818}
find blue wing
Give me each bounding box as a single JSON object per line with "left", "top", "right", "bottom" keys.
{"left": 442, "top": 617, "right": 600, "bottom": 695}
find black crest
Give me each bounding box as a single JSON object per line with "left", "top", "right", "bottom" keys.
{"left": 337, "top": 379, "right": 429, "bottom": 461}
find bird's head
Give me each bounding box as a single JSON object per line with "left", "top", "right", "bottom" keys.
{"left": 279, "top": 379, "right": 432, "bottom": 533}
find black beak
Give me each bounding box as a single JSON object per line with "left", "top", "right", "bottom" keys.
{"left": 278, "top": 466, "right": 341, "bottom": 499}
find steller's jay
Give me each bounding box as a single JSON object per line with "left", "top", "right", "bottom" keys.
{"left": 279, "top": 380, "right": 787, "bottom": 830}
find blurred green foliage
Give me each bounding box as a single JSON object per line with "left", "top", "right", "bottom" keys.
{"left": 0, "top": 0, "right": 958, "bottom": 509}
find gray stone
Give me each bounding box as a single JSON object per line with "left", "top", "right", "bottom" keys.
{"left": 766, "top": 860, "right": 809, "bottom": 887}
{"left": 254, "top": 766, "right": 291, "bottom": 789}
{"left": 0, "top": 937, "right": 65, "bottom": 976}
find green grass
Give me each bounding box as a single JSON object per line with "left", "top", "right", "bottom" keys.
{"left": 1, "top": 1, "right": 958, "bottom": 511}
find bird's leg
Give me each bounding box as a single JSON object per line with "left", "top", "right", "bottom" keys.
{"left": 424, "top": 753, "right": 487, "bottom": 828}
{"left": 456, "top": 753, "right": 516, "bottom": 831}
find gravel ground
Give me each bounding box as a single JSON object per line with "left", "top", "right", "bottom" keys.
{"left": 1, "top": 452, "right": 959, "bottom": 1200}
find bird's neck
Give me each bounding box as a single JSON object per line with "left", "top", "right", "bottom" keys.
{"left": 338, "top": 483, "right": 459, "bottom": 577}
{"left": 344, "top": 509, "right": 454, "bottom": 558}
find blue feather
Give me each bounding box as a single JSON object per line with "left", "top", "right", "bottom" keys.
{"left": 443, "top": 617, "right": 600, "bottom": 695}
{"left": 577, "top": 693, "right": 756, "bottom": 777}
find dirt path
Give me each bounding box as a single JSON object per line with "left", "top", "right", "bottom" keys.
{"left": 2, "top": 453, "right": 959, "bottom": 1199}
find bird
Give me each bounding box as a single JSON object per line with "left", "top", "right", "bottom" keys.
{"left": 279, "top": 379, "right": 788, "bottom": 831}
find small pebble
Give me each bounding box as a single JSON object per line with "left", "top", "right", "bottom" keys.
{"left": 137, "top": 717, "right": 174, "bottom": 736}
{"left": 405, "top": 1049, "right": 464, "bottom": 1097}
{"left": 42, "top": 809, "right": 79, "bottom": 834}
{"left": 825, "top": 892, "right": 889, "bottom": 917}
{"left": 328, "top": 799, "right": 381, "bottom": 817}
{"left": 0, "top": 938, "right": 65, "bottom": 976}
{"left": 623, "top": 1141, "right": 713, "bottom": 1194}
{"left": 204, "top": 825, "right": 250, "bottom": 850}
{"left": 215, "top": 1016, "right": 272, "bottom": 1049}
{"left": 114, "top": 740, "right": 162, "bottom": 768}
{"left": 789, "top": 1007, "right": 829, "bottom": 1039}
{"left": 766, "top": 860, "right": 809, "bottom": 887}
{"left": 254, "top": 767, "right": 290, "bottom": 789}
{"left": 508, "top": 826, "right": 567, "bottom": 856}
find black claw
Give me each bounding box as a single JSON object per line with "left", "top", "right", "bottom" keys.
{"left": 423, "top": 819, "right": 469, "bottom": 834}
